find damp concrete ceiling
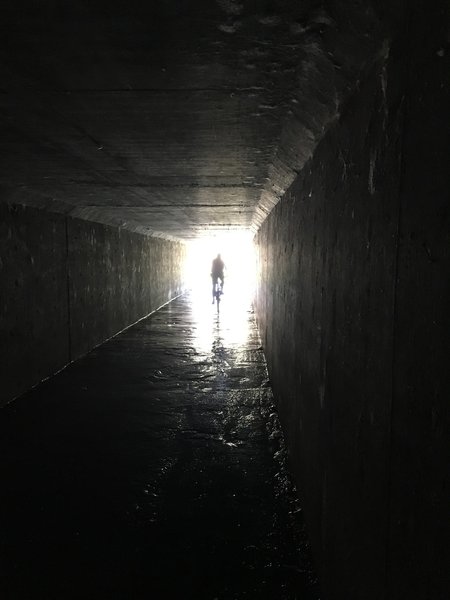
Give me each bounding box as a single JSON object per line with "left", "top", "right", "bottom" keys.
{"left": 0, "top": 1, "right": 387, "bottom": 241}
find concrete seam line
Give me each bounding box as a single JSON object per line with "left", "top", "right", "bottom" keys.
{"left": 65, "top": 215, "right": 72, "bottom": 364}
{"left": 384, "top": 4, "right": 412, "bottom": 597}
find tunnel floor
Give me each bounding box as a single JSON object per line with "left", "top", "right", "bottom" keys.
{"left": 0, "top": 291, "right": 318, "bottom": 600}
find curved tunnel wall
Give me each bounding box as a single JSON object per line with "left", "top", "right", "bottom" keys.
{"left": 0, "top": 204, "right": 186, "bottom": 405}
{"left": 254, "top": 4, "right": 449, "bottom": 599}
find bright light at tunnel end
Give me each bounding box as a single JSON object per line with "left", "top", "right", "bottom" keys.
{"left": 184, "top": 231, "right": 257, "bottom": 305}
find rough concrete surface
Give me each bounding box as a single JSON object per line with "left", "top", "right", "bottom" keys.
{"left": 0, "top": 204, "right": 186, "bottom": 404}
{"left": 386, "top": 3, "right": 450, "bottom": 597}
{"left": 67, "top": 217, "right": 186, "bottom": 360}
{"left": 254, "top": 2, "right": 449, "bottom": 599}
{"left": 0, "top": 1, "right": 388, "bottom": 239}
{"left": 255, "top": 64, "right": 399, "bottom": 600}
{"left": 0, "top": 204, "right": 69, "bottom": 403}
{"left": 0, "top": 292, "right": 318, "bottom": 600}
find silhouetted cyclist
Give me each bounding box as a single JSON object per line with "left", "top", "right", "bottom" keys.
{"left": 211, "top": 253, "right": 225, "bottom": 303}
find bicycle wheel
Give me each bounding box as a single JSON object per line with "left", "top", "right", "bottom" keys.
{"left": 216, "top": 289, "right": 220, "bottom": 313}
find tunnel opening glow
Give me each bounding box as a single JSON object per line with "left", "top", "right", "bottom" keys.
{"left": 185, "top": 232, "right": 256, "bottom": 309}
{"left": 184, "top": 231, "right": 257, "bottom": 350}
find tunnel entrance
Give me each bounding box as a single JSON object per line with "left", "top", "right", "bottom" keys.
{"left": 1, "top": 1, "right": 448, "bottom": 598}
{"left": 185, "top": 231, "right": 256, "bottom": 309}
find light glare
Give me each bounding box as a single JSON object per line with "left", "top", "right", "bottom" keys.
{"left": 185, "top": 232, "right": 256, "bottom": 300}
{"left": 184, "top": 232, "right": 257, "bottom": 350}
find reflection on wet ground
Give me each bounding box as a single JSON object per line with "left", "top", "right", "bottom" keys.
{"left": 0, "top": 292, "right": 318, "bottom": 599}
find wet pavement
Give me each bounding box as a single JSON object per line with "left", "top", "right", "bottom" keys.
{"left": 0, "top": 291, "right": 318, "bottom": 599}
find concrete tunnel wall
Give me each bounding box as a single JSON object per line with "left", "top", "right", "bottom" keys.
{"left": 254, "top": 3, "right": 449, "bottom": 600}
{"left": 0, "top": 204, "right": 186, "bottom": 405}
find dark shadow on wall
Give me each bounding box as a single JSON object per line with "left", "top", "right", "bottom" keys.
{"left": 0, "top": 204, "right": 186, "bottom": 405}
{"left": 253, "top": 2, "right": 449, "bottom": 599}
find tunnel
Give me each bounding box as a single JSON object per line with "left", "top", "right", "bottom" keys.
{"left": 0, "top": 1, "right": 448, "bottom": 599}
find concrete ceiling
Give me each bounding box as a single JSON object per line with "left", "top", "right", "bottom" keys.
{"left": 0, "top": 1, "right": 387, "bottom": 241}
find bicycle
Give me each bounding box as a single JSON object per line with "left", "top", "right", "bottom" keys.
{"left": 213, "top": 280, "right": 223, "bottom": 313}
